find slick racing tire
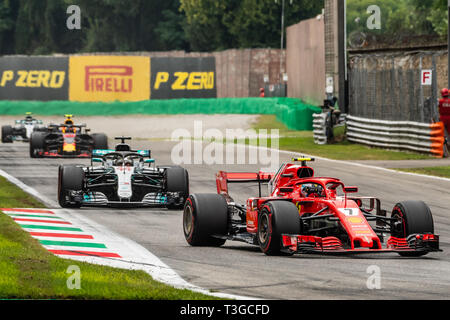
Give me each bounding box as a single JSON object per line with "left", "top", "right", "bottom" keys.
{"left": 29, "top": 132, "right": 45, "bottom": 158}
{"left": 1, "top": 125, "right": 13, "bottom": 143}
{"left": 33, "top": 126, "right": 47, "bottom": 133}
{"left": 19, "top": 127, "right": 27, "bottom": 139}
{"left": 58, "top": 165, "right": 84, "bottom": 208}
{"left": 391, "top": 200, "right": 434, "bottom": 257}
{"left": 325, "top": 112, "right": 334, "bottom": 142}
{"left": 183, "top": 194, "right": 227, "bottom": 246}
{"left": 92, "top": 133, "right": 108, "bottom": 150}
{"left": 166, "top": 166, "right": 189, "bottom": 210}
{"left": 257, "top": 200, "right": 301, "bottom": 256}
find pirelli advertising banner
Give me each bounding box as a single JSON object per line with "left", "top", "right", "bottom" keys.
{"left": 0, "top": 56, "right": 68, "bottom": 101}
{"left": 69, "top": 56, "right": 150, "bottom": 102}
{"left": 0, "top": 55, "right": 216, "bottom": 101}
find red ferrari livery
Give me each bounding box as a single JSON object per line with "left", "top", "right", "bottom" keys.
{"left": 183, "top": 158, "right": 441, "bottom": 257}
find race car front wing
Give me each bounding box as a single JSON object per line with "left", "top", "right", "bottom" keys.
{"left": 65, "top": 190, "right": 186, "bottom": 208}
{"left": 37, "top": 151, "right": 91, "bottom": 158}
{"left": 281, "top": 233, "right": 441, "bottom": 255}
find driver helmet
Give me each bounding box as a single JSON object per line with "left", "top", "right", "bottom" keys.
{"left": 301, "top": 183, "right": 323, "bottom": 197}
{"left": 124, "top": 159, "right": 133, "bottom": 167}
{"left": 441, "top": 88, "right": 449, "bottom": 98}
{"left": 64, "top": 114, "right": 74, "bottom": 125}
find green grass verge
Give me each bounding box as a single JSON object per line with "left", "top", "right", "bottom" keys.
{"left": 393, "top": 166, "right": 450, "bottom": 179}
{"left": 0, "top": 177, "right": 46, "bottom": 209}
{"left": 252, "top": 115, "right": 432, "bottom": 161}
{"left": 0, "top": 176, "right": 220, "bottom": 299}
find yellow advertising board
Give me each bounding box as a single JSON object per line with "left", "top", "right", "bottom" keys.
{"left": 69, "top": 56, "right": 150, "bottom": 102}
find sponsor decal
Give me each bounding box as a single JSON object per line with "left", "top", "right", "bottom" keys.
{"left": 354, "top": 230, "right": 372, "bottom": 234}
{"left": 339, "top": 208, "right": 359, "bottom": 216}
{"left": 347, "top": 217, "right": 364, "bottom": 224}
{"left": 154, "top": 71, "right": 214, "bottom": 90}
{"left": 84, "top": 65, "right": 133, "bottom": 93}
{"left": 92, "top": 149, "right": 115, "bottom": 156}
{"left": 0, "top": 70, "right": 66, "bottom": 88}
{"left": 0, "top": 57, "right": 69, "bottom": 100}
{"left": 63, "top": 134, "right": 76, "bottom": 152}
{"left": 151, "top": 57, "right": 217, "bottom": 99}
{"left": 69, "top": 56, "right": 150, "bottom": 102}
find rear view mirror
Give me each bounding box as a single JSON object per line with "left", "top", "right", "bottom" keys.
{"left": 92, "top": 158, "right": 102, "bottom": 163}
{"left": 344, "top": 186, "right": 358, "bottom": 193}
{"left": 145, "top": 159, "right": 155, "bottom": 164}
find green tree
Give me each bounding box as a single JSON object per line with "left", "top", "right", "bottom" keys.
{"left": 180, "top": 0, "right": 324, "bottom": 51}
{"left": 154, "top": 0, "right": 189, "bottom": 51}
{"left": 346, "top": 0, "right": 447, "bottom": 37}
{"left": 180, "top": 0, "right": 229, "bottom": 51}
{"left": 0, "top": 0, "right": 190, "bottom": 54}
{"left": 6, "top": 0, "right": 84, "bottom": 54}
{"left": 427, "top": 0, "right": 448, "bottom": 36}
{"left": 0, "top": 0, "right": 19, "bottom": 54}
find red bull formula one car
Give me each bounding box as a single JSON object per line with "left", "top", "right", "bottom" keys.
{"left": 183, "top": 158, "right": 441, "bottom": 257}
{"left": 29, "top": 115, "right": 108, "bottom": 158}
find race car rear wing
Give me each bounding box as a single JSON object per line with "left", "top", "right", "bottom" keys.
{"left": 216, "top": 171, "right": 274, "bottom": 198}
{"left": 92, "top": 149, "right": 151, "bottom": 158}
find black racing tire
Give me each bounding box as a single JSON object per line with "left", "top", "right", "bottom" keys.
{"left": 19, "top": 127, "right": 27, "bottom": 139}
{"left": 183, "top": 194, "right": 228, "bottom": 246}
{"left": 29, "top": 132, "right": 46, "bottom": 158}
{"left": 33, "top": 126, "right": 45, "bottom": 132}
{"left": 92, "top": 133, "right": 108, "bottom": 150}
{"left": 391, "top": 200, "right": 434, "bottom": 257}
{"left": 325, "top": 112, "right": 334, "bottom": 142}
{"left": 1, "top": 125, "right": 13, "bottom": 143}
{"left": 58, "top": 165, "right": 84, "bottom": 208}
{"left": 166, "top": 166, "right": 189, "bottom": 210}
{"left": 257, "top": 201, "right": 301, "bottom": 256}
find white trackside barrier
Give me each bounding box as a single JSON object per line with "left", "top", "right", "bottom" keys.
{"left": 313, "top": 113, "right": 327, "bottom": 145}
{"left": 313, "top": 112, "right": 347, "bottom": 145}
{"left": 346, "top": 115, "right": 445, "bottom": 157}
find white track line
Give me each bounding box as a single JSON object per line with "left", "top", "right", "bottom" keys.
{"left": 240, "top": 142, "right": 450, "bottom": 182}
{"left": 0, "top": 168, "right": 59, "bottom": 206}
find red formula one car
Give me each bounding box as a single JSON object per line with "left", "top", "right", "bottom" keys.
{"left": 183, "top": 158, "right": 441, "bottom": 257}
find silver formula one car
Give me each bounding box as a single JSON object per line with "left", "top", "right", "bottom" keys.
{"left": 58, "top": 137, "right": 189, "bottom": 209}
{"left": 2, "top": 113, "right": 45, "bottom": 143}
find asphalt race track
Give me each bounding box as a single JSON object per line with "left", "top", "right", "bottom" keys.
{"left": 1, "top": 136, "right": 450, "bottom": 299}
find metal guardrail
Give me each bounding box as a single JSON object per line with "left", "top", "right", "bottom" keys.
{"left": 313, "top": 113, "right": 327, "bottom": 145}
{"left": 313, "top": 112, "right": 347, "bottom": 145}
{"left": 346, "top": 115, "right": 445, "bottom": 157}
